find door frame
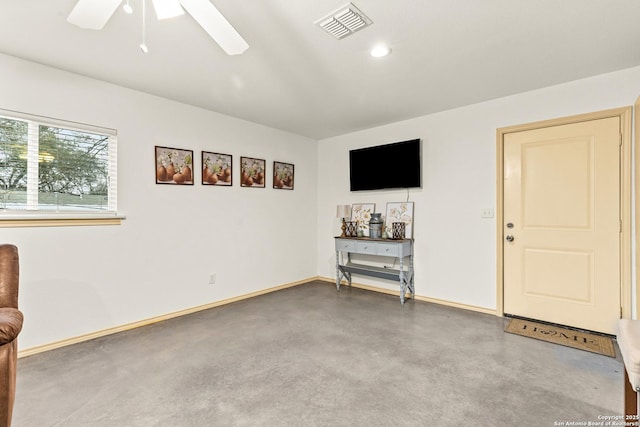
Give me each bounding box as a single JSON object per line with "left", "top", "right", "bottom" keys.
{"left": 636, "top": 97, "right": 640, "bottom": 318}
{"left": 496, "top": 107, "right": 633, "bottom": 321}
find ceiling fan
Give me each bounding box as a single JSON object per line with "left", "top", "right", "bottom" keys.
{"left": 66, "top": 0, "right": 249, "bottom": 55}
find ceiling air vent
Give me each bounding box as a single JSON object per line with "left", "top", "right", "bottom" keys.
{"left": 316, "top": 3, "right": 372, "bottom": 39}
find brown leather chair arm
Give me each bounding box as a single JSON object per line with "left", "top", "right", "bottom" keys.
{"left": 0, "top": 245, "right": 19, "bottom": 309}
{"left": 0, "top": 308, "right": 23, "bottom": 346}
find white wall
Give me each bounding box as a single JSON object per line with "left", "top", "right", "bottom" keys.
{"left": 4, "top": 51, "right": 639, "bottom": 351}
{"left": 317, "top": 66, "right": 640, "bottom": 311}
{"left": 0, "top": 53, "right": 318, "bottom": 350}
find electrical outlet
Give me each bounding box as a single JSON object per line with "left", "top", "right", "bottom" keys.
{"left": 209, "top": 273, "right": 216, "bottom": 284}
{"left": 481, "top": 208, "right": 494, "bottom": 218}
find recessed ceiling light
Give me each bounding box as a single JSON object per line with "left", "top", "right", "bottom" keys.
{"left": 370, "top": 45, "right": 391, "bottom": 58}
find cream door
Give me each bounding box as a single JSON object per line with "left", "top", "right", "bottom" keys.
{"left": 503, "top": 117, "right": 621, "bottom": 334}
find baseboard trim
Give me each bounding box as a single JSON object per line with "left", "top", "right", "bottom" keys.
{"left": 18, "top": 277, "right": 318, "bottom": 358}
{"left": 317, "top": 276, "right": 496, "bottom": 316}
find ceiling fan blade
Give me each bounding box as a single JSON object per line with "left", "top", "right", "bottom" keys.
{"left": 67, "top": 0, "right": 122, "bottom": 30}
{"left": 179, "top": 0, "right": 249, "bottom": 55}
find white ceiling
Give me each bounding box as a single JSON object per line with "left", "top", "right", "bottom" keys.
{"left": 1, "top": 0, "right": 639, "bottom": 139}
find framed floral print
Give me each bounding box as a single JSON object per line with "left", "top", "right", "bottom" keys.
{"left": 273, "top": 161, "right": 294, "bottom": 190}
{"left": 385, "top": 202, "right": 414, "bottom": 238}
{"left": 351, "top": 203, "right": 375, "bottom": 233}
{"left": 155, "top": 146, "right": 193, "bottom": 185}
{"left": 240, "top": 156, "right": 266, "bottom": 188}
{"left": 202, "top": 151, "right": 232, "bottom": 186}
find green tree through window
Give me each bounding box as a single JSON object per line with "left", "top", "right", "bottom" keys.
{"left": 0, "top": 118, "right": 27, "bottom": 200}
{"left": 0, "top": 112, "right": 116, "bottom": 212}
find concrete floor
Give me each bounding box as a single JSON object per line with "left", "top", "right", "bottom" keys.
{"left": 14, "top": 280, "right": 624, "bottom": 426}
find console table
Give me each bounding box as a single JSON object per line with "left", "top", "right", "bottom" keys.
{"left": 335, "top": 237, "right": 415, "bottom": 305}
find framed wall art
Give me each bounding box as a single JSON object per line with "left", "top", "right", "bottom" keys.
{"left": 240, "top": 156, "right": 266, "bottom": 188}
{"left": 202, "top": 151, "right": 232, "bottom": 186}
{"left": 351, "top": 203, "right": 375, "bottom": 232}
{"left": 155, "top": 146, "right": 194, "bottom": 185}
{"left": 385, "top": 202, "right": 414, "bottom": 238}
{"left": 273, "top": 161, "right": 294, "bottom": 190}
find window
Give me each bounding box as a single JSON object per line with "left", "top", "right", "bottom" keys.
{"left": 0, "top": 109, "right": 118, "bottom": 221}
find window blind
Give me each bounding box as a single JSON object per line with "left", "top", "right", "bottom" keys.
{"left": 0, "top": 109, "right": 117, "bottom": 214}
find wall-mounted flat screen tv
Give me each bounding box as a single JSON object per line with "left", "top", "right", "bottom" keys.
{"left": 349, "top": 139, "right": 421, "bottom": 191}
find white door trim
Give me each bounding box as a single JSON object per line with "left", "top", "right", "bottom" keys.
{"left": 496, "top": 107, "right": 632, "bottom": 321}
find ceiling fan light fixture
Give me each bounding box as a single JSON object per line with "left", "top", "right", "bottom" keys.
{"left": 66, "top": 0, "right": 249, "bottom": 56}
{"left": 152, "top": 0, "right": 185, "bottom": 20}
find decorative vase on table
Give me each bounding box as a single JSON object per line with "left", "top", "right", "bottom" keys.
{"left": 392, "top": 222, "right": 406, "bottom": 240}
{"left": 369, "top": 213, "right": 383, "bottom": 239}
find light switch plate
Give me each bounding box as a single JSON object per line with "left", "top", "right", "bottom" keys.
{"left": 481, "top": 208, "right": 494, "bottom": 218}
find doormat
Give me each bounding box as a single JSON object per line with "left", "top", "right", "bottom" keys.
{"left": 504, "top": 318, "right": 616, "bottom": 357}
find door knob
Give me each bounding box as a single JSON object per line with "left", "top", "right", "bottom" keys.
{"left": 506, "top": 235, "right": 514, "bottom": 242}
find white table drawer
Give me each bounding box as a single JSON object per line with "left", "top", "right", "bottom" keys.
{"left": 376, "top": 244, "right": 400, "bottom": 257}
{"left": 355, "top": 241, "right": 377, "bottom": 255}
{"left": 335, "top": 240, "right": 356, "bottom": 252}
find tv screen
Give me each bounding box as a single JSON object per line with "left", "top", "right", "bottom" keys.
{"left": 349, "top": 139, "right": 421, "bottom": 191}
